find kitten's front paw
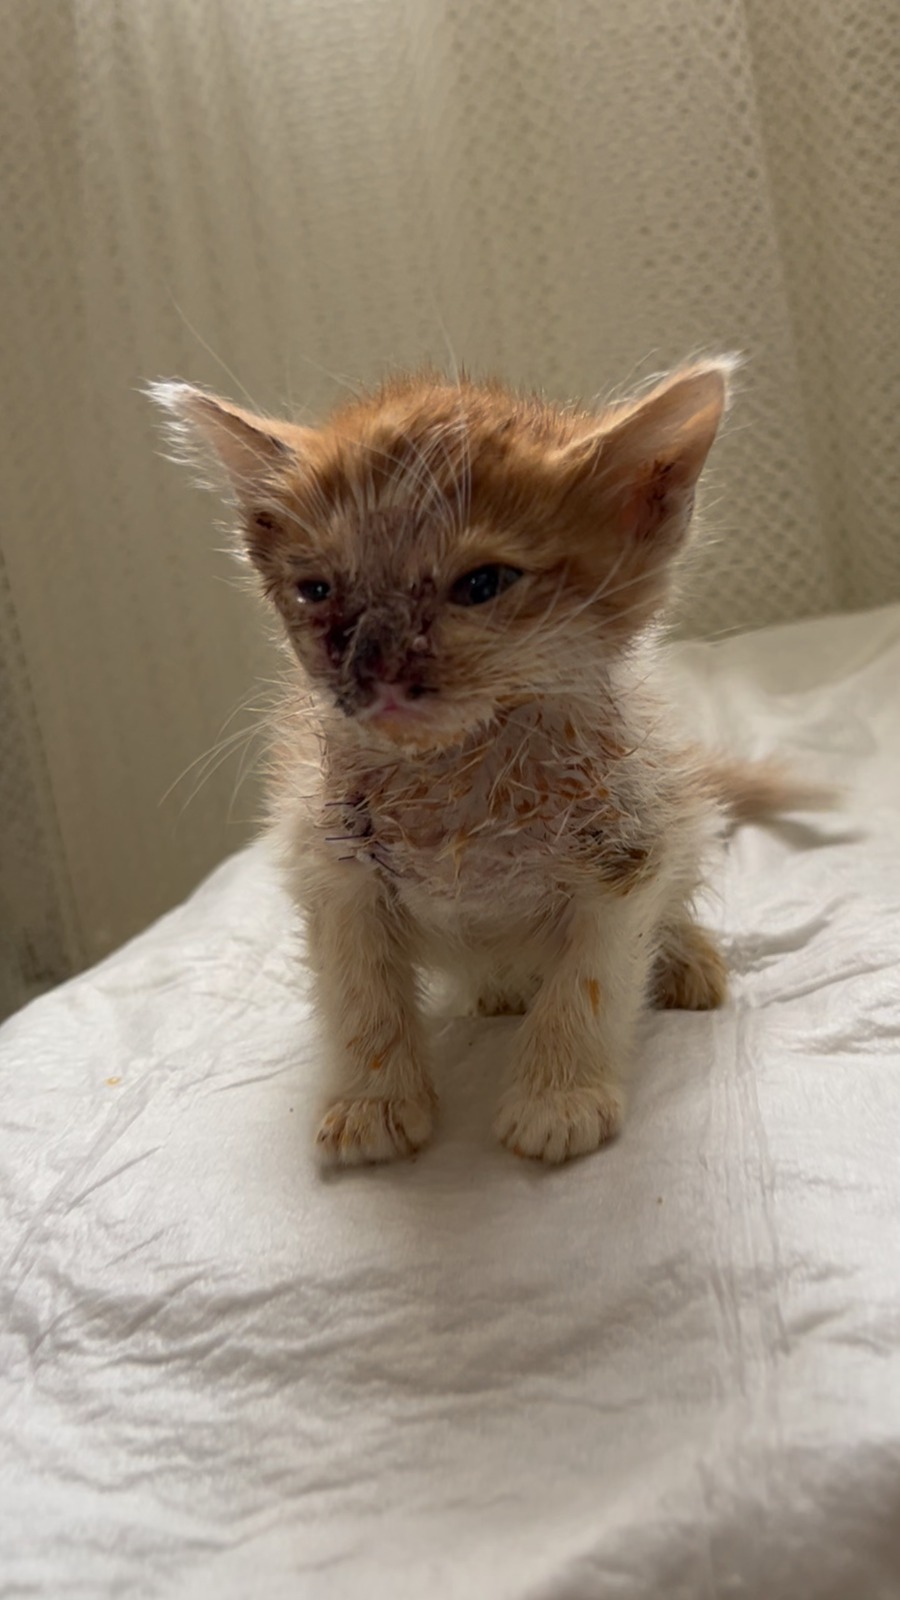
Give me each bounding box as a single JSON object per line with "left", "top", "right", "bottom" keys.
{"left": 476, "top": 986, "right": 532, "bottom": 1017}
{"left": 316, "top": 1095, "right": 434, "bottom": 1166}
{"left": 494, "top": 1083, "right": 623, "bottom": 1164}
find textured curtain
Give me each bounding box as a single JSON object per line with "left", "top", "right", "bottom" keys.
{"left": 2, "top": 0, "right": 898, "bottom": 1013}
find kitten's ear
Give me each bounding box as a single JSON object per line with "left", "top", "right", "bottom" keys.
{"left": 566, "top": 359, "right": 732, "bottom": 547}
{"left": 148, "top": 382, "right": 310, "bottom": 503}
{"left": 559, "top": 359, "right": 734, "bottom": 629}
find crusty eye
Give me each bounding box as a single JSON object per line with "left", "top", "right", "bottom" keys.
{"left": 296, "top": 578, "right": 332, "bottom": 604}
{"left": 449, "top": 564, "right": 523, "bottom": 607}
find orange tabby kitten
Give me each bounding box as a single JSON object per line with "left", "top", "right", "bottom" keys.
{"left": 154, "top": 362, "right": 820, "bottom": 1165}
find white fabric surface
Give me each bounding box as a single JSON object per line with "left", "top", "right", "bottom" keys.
{"left": 2, "top": 605, "right": 900, "bottom": 1599}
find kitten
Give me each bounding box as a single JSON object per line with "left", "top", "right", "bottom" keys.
{"left": 154, "top": 362, "right": 822, "bottom": 1166}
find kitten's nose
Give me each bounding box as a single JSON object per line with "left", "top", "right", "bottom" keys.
{"left": 348, "top": 626, "right": 384, "bottom": 686}
{"left": 344, "top": 615, "right": 431, "bottom": 710}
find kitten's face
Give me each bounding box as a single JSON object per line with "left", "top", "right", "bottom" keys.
{"left": 156, "top": 366, "right": 729, "bottom": 750}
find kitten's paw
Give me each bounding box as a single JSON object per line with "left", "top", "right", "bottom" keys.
{"left": 473, "top": 972, "right": 540, "bottom": 1016}
{"left": 494, "top": 1083, "right": 623, "bottom": 1164}
{"left": 476, "top": 987, "right": 531, "bottom": 1017}
{"left": 316, "top": 1094, "right": 434, "bottom": 1166}
{"left": 654, "top": 925, "right": 728, "bottom": 1010}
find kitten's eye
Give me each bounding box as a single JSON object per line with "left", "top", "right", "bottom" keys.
{"left": 449, "top": 564, "right": 523, "bottom": 607}
{"left": 296, "top": 578, "right": 331, "bottom": 604}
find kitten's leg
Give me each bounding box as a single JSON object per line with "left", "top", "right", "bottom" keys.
{"left": 652, "top": 916, "right": 728, "bottom": 1010}
{"left": 494, "top": 889, "right": 659, "bottom": 1163}
{"left": 305, "top": 865, "right": 434, "bottom": 1166}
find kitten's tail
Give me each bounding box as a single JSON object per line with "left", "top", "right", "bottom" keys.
{"left": 698, "top": 753, "right": 840, "bottom": 824}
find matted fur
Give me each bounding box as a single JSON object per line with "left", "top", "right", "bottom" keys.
{"left": 153, "top": 360, "right": 817, "bottom": 1165}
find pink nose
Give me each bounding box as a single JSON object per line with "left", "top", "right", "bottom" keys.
{"left": 369, "top": 683, "right": 411, "bottom": 715}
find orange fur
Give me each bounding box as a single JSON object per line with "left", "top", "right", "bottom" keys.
{"left": 697, "top": 753, "right": 839, "bottom": 823}
{"left": 584, "top": 978, "right": 601, "bottom": 1016}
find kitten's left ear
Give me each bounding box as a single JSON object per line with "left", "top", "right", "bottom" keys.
{"left": 558, "top": 358, "right": 735, "bottom": 631}
{"left": 565, "top": 358, "right": 734, "bottom": 552}
{"left": 148, "top": 382, "right": 311, "bottom": 503}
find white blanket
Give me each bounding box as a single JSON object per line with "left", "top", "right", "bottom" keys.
{"left": 2, "top": 606, "right": 900, "bottom": 1599}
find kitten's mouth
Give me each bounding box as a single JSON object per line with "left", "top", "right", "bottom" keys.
{"left": 334, "top": 682, "right": 436, "bottom": 741}
{"left": 358, "top": 684, "right": 433, "bottom": 723}
{"left": 341, "top": 682, "right": 483, "bottom": 751}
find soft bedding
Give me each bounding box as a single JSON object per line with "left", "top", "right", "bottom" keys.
{"left": 2, "top": 605, "right": 900, "bottom": 1599}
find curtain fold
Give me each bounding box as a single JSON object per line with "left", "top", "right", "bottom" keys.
{"left": 1, "top": 0, "right": 898, "bottom": 1011}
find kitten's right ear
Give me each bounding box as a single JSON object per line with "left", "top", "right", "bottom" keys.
{"left": 148, "top": 382, "right": 310, "bottom": 504}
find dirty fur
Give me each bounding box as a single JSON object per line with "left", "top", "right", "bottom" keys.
{"left": 153, "top": 361, "right": 826, "bottom": 1166}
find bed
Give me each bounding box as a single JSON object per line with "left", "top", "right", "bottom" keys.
{"left": 2, "top": 603, "right": 899, "bottom": 1599}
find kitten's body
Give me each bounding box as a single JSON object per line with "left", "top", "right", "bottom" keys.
{"left": 268, "top": 649, "right": 719, "bottom": 1161}
{"left": 155, "top": 362, "right": 817, "bottom": 1165}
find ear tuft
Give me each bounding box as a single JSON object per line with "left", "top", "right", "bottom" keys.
{"left": 146, "top": 381, "right": 303, "bottom": 502}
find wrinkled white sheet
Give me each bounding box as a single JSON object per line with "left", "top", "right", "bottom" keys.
{"left": 2, "top": 606, "right": 900, "bottom": 1600}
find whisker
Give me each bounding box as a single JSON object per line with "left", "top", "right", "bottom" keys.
{"left": 167, "top": 296, "right": 264, "bottom": 414}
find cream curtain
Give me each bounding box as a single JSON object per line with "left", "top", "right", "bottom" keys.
{"left": 1, "top": 0, "right": 898, "bottom": 1014}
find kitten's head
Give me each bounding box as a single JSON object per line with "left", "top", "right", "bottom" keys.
{"left": 153, "top": 361, "right": 731, "bottom": 750}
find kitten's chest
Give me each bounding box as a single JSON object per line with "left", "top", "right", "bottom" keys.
{"left": 323, "top": 717, "right": 648, "bottom": 915}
